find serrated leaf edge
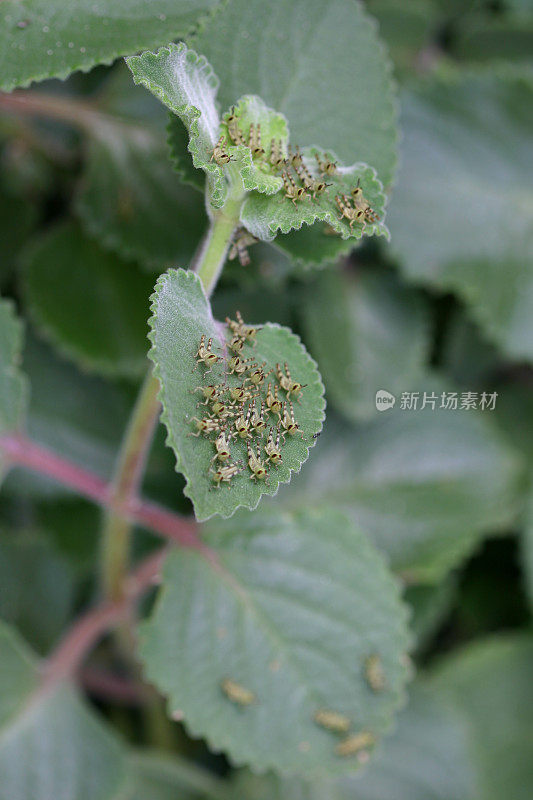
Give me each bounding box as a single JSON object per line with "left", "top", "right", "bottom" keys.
{"left": 147, "top": 268, "right": 326, "bottom": 522}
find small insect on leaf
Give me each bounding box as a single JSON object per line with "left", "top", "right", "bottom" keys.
{"left": 365, "top": 654, "right": 386, "bottom": 692}
{"left": 228, "top": 230, "right": 259, "bottom": 268}
{"left": 221, "top": 678, "right": 256, "bottom": 705}
{"left": 209, "top": 461, "right": 243, "bottom": 490}
{"left": 282, "top": 171, "right": 306, "bottom": 206}
{"left": 313, "top": 709, "right": 351, "bottom": 733}
{"left": 315, "top": 151, "right": 338, "bottom": 176}
{"left": 194, "top": 334, "right": 223, "bottom": 372}
{"left": 335, "top": 731, "right": 375, "bottom": 757}
{"left": 210, "top": 135, "right": 233, "bottom": 166}
{"left": 247, "top": 439, "right": 269, "bottom": 483}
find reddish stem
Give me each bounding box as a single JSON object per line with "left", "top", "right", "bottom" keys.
{"left": 81, "top": 667, "right": 144, "bottom": 706}
{"left": 0, "top": 432, "right": 199, "bottom": 548}
{"left": 41, "top": 549, "right": 166, "bottom": 689}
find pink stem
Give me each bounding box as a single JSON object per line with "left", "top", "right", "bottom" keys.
{"left": 41, "top": 549, "right": 166, "bottom": 689}
{"left": 0, "top": 432, "right": 200, "bottom": 548}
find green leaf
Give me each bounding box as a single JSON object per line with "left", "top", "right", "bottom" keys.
{"left": 404, "top": 577, "right": 457, "bottom": 651}
{"left": 279, "top": 387, "right": 523, "bottom": 581}
{"left": 0, "top": 621, "right": 129, "bottom": 800}
{"left": 241, "top": 152, "right": 389, "bottom": 243}
{"left": 231, "top": 683, "right": 476, "bottom": 800}
{"left": 148, "top": 268, "right": 325, "bottom": 521}
{"left": 4, "top": 333, "right": 133, "bottom": 497}
{"left": 367, "top": 0, "right": 439, "bottom": 77}
{"left": 220, "top": 95, "right": 288, "bottom": 196}
{"left": 191, "top": 0, "right": 398, "bottom": 187}
{"left": 126, "top": 42, "right": 228, "bottom": 208}
{"left": 521, "top": 483, "right": 533, "bottom": 614}
{"left": 272, "top": 226, "right": 357, "bottom": 271}
{"left": 0, "top": 192, "right": 38, "bottom": 284}
{"left": 139, "top": 507, "right": 410, "bottom": 776}
{"left": 301, "top": 268, "right": 430, "bottom": 421}
{"left": 75, "top": 118, "right": 207, "bottom": 270}
{"left": 431, "top": 634, "right": 533, "bottom": 800}
{"left": 0, "top": 0, "right": 220, "bottom": 92}
{"left": 22, "top": 222, "right": 154, "bottom": 378}
{"left": 124, "top": 750, "right": 232, "bottom": 800}
{"left": 167, "top": 116, "right": 206, "bottom": 194}
{"left": 452, "top": 15, "right": 533, "bottom": 63}
{"left": 0, "top": 535, "right": 74, "bottom": 654}
{"left": 388, "top": 69, "right": 533, "bottom": 362}
{"left": 0, "top": 297, "right": 28, "bottom": 435}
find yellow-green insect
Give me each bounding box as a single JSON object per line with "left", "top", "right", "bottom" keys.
{"left": 269, "top": 138, "right": 286, "bottom": 170}
{"left": 227, "top": 355, "right": 254, "bottom": 376}
{"left": 250, "top": 400, "right": 267, "bottom": 434}
{"left": 288, "top": 144, "right": 304, "bottom": 168}
{"left": 282, "top": 171, "right": 306, "bottom": 206}
{"left": 234, "top": 403, "right": 254, "bottom": 439}
{"left": 351, "top": 179, "right": 380, "bottom": 224}
{"left": 336, "top": 731, "right": 375, "bottom": 757}
{"left": 191, "top": 383, "right": 226, "bottom": 405}
{"left": 211, "top": 429, "right": 233, "bottom": 463}
{"left": 229, "top": 334, "right": 246, "bottom": 355}
{"left": 247, "top": 440, "right": 269, "bottom": 483}
{"left": 228, "top": 231, "right": 259, "bottom": 267}
{"left": 365, "top": 654, "right": 386, "bottom": 692}
{"left": 229, "top": 385, "right": 258, "bottom": 405}
{"left": 293, "top": 161, "right": 330, "bottom": 199}
{"left": 280, "top": 400, "right": 303, "bottom": 441}
{"left": 226, "top": 107, "right": 245, "bottom": 146}
{"left": 225, "top": 310, "right": 257, "bottom": 343}
{"left": 193, "top": 334, "right": 222, "bottom": 372}
{"left": 210, "top": 135, "right": 233, "bottom": 166}
{"left": 209, "top": 399, "right": 235, "bottom": 420}
{"left": 248, "top": 122, "right": 265, "bottom": 158}
{"left": 276, "top": 362, "right": 307, "bottom": 401}
{"left": 221, "top": 678, "right": 256, "bottom": 705}
{"left": 313, "top": 710, "right": 351, "bottom": 734}
{"left": 266, "top": 382, "right": 283, "bottom": 417}
{"left": 335, "top": 194, "right": 366, "bottom": 232}
{"left": 264, "top": 426, "right": 283, "bottom": 466}
{"left": 188, "top": 416, "right": 225, "bottom": 437}
{"left": 210, "top": 461, "right": 243, "bottom": 489}
{"left": 246, "top": 361, "right": 272, "bottom": 388}
{"left": 315, "top": 152, "right": 338, "bottom": 176}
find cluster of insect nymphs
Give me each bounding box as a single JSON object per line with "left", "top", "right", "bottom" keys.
{"left": 211, "top": 105, "right": 380, "bottom": 247}
{"left": 220, "top": 653, "right": 386, "bottom": 761}
{"left": 189, "top": 312, "right": 308, "bottom": 490}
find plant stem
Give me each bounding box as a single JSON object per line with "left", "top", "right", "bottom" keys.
{"left": 191, "top": 196, "right": 243, "bottom": 295}
{"left": 100, "top": 370, "right": 161, "bottom": 602}
{"left": 0, "top": 432, "right": 199, "bottom": 547}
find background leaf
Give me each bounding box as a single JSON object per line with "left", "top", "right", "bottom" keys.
{"left": 0, "top": 621, "right": 129, "bottom": 800}
{"left": 22, "top": 222, "right": 154, "bottom": 377}
{"left": 192, "top": 0, "right": 398, "bottom": 187}
{"left": 301, "top": 267, "right": 430, "bottom": 421}
{"left": 276, "top": 392, "right": 523, "bottom": 581}
{"left": 387, "top": 69, "right": 533, "bottom": 362}
{"left": 148, "top": 268, "right": 325, "bottom": 521}
{"left": 0, "top": 297, "right": 28, "bottom": 435}
{"left": 75, "top": 117, "right": 207, "bottom": 271}
{"left": 231, "top": 682, "right": 476, "bottom": 800}
{"left": 431, "top": 634, "right": 533, "bottom": 800}
{"left": 126, "top": 42, "right": 227, "bottom": 208}
{"left": 140, "top": 507, "right": 410, "bottom": 776}
{"left": 0, "top": 0, "right": 220, "bottom": 92}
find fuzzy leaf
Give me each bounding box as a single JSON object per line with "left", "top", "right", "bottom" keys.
{"left": 388, "top": 69, "right": 533, "bottom": 362}
{"left": 148, "top": 268, "right": 325, "bottom": 521}
{"left": 0, "top": 0, "right": 220, "bottom": 92}
{"left": 432, "top": 635, "right": 533, "bottom": 800}
{"left": 22, "top": 222, "right": 155, "bottom": 378}
{"left": 126, "top": 42, "right": 228, "bottom": 208}
{"left": 302, "top": 268, "right": 430, "bottom": 421}
{"left": 241, "top": 151, "right": 388, "bottom": 242}
{"left": 0, "top": 298, "right": 28, "bottom": 435}
{"left": 75, "top": 119, "right": 207, "bottom": 270}
{"left": 220, "top": 95, "right": 288, "bottom": 196}
{"left": 0, "top": 622, "right": 129, "bottom": 800}
{"left": 279, "top": 386, "right": 523, "bottom": 582}
{"left": 0, "top": 535, "right": 74, "bottom": 654}
{"left": 191, "top": 0, "right": 398, "bottom": 187}
{"left": 139, "top": 507, "right": 410, "bottom": 777}
{"left": 273, "top": 226, "right": 357, "bottom": 271}
{"left": 231, "top": 683, "right": 476, "bottom": 800}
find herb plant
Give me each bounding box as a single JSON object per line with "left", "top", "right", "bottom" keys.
{"left": 0, "top": 1, "right": 532, "bottom": 798}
